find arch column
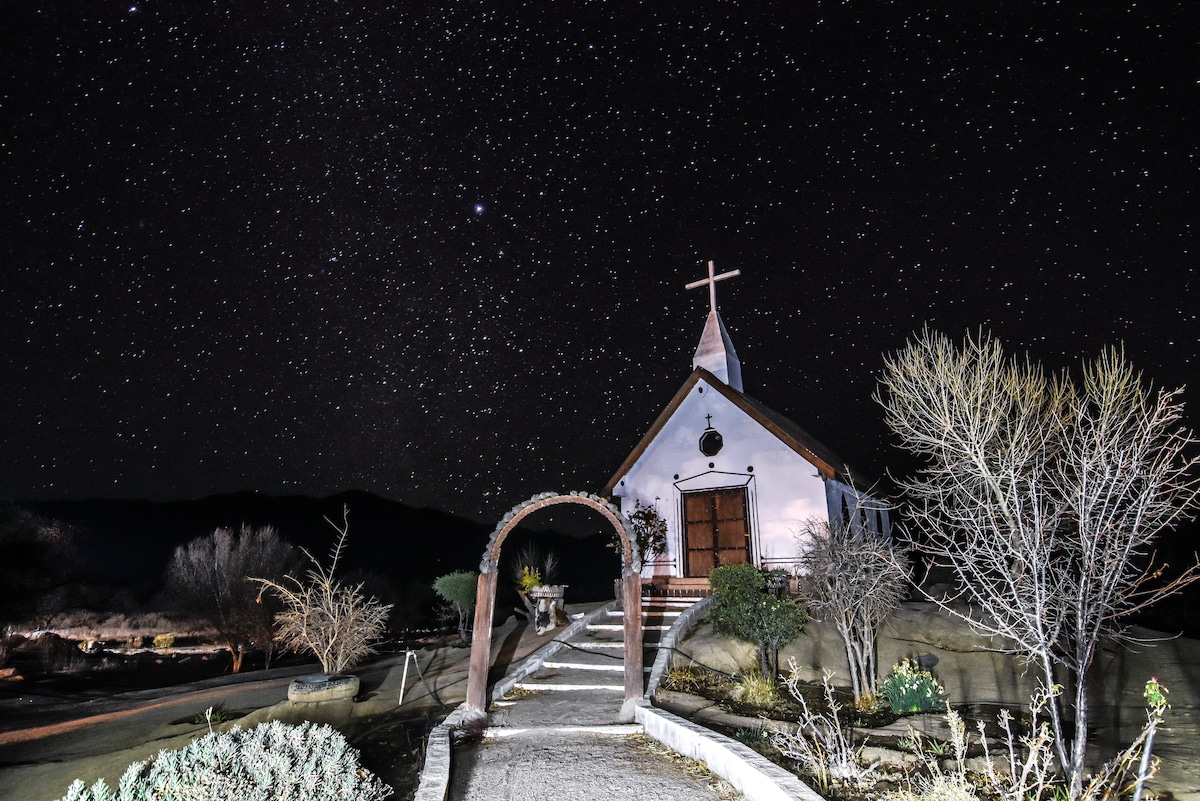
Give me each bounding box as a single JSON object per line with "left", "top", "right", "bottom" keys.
{"left": 464, "top": 492, "right": 642, "bottom": 721}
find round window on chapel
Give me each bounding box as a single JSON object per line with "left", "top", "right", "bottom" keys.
{"left": 699, "top": 428, "right": 724, "bottom": 456}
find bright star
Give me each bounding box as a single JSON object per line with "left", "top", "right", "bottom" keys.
{"left": 473, "top": 204, "right": 484, "bottom": 215}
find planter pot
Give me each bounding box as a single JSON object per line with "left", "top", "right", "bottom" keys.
{"left": 526, "top": 584, "right": 567, "bottom": 600}
{"left": 527, "top": 585, "right": 568, "bottom": 634}
{"left": 287, "top": 673, "right": 360, "bottom": 703}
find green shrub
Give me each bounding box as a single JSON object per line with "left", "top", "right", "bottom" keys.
{"left": 54, "top": 720, "right": 392, "bottom": 801}
{"left": 709, "top": 563, "right": 765, "bottom": 608}
{"left": 709, "top": 563, "right": 808, "bottom": 677}
{"left": 881, "top": 659, "right": 947, "bottom": 714}
{"left": 733, "top": 726, "right": 770, "bottom": 744}
{"left": 433, "top": 570, "right": 478, "bottom": 642}
{"left": 191, "top": 702, "right": 231, "bottom": 726}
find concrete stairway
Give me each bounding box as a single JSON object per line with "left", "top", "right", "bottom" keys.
{"left": 486, "top": 596, "right": 704, "bottom": 728}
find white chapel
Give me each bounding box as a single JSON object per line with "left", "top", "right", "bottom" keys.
{"left": 604, "top": 262, "right": 891, "bottom": 583}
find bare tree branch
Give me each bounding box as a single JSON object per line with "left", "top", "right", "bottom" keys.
{"left": 252, "top": 506, "right": 392, "bottom": 675}
{"left": 877, "top": 329, "right": 1200, "bottom": 799}
{"left": 796, "top": 517, "right": 910, "bottom": 702}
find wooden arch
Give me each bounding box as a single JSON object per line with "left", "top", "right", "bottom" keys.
{"left": 464, "top": 492, "right": 643, "bottom": 719}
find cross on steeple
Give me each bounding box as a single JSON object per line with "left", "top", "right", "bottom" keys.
{"left": 685, "top": 260, "right": 740, "bottom": 312}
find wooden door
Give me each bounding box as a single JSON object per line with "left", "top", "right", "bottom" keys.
{"left": 683, "top": 488, "right": 750, "bottom": 577}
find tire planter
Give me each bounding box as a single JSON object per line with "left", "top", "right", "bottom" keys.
{"left": 528, "top": 585, "right": 569, "bottom": 634}
{"left": 287, "top": 673, "right": 360, "bottom": 703}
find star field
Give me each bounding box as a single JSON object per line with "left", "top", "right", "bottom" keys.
{"left": 1, "top": 2, "right": 1196, "bottom": 522}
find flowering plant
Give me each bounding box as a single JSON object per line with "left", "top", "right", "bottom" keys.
{"left": 1144, "top": 676, "right": 1169, "bottom": 711}
{"left": 517, "top": 565, "right": 542, "bottom": 592}
{"left": 880, "top": 659, "right": 947, "bottom": 714}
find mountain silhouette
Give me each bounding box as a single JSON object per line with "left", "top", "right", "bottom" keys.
{"left": 20, "top": 491, "right": 623, "bottom": 608}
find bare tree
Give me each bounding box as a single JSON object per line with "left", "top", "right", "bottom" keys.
{"left": 796, "top": 517, "right": 910, "bottom": 703}
{"left": 252, "top": 506, "right": 392, "bottom": 675}
{"left": 877, "top": 329, "right": 1200, "bottom": 800}
{"left": 165, "top": 524, "right": 300, "bottom": 673}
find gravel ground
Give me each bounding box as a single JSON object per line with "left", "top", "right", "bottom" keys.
{"left": 449, "top": 730, "right": 741, "bottom": 801}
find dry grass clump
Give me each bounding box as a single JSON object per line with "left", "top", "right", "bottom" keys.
{"left": 625, "top": 733, "right": 745, "bottom": 801}
{"left": 731, "top": 671, "right": 779, "bottom": 708}
{"left": 663, "top": 663, "right": 710, "bottom": 694}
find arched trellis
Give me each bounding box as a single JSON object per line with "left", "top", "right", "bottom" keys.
{"left": 464, "top": 491, "right": 643, "bottom": 720}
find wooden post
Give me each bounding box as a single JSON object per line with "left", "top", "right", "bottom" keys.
{"left": 465, "top": 569, "right": 497, "bottom": 720}
{"left": 622, "top": 570, "right": 644, "bottom": 702}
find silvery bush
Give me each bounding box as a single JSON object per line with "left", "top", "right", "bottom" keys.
{"left": 56, "top": 720, "right": 392, "bottom": 801}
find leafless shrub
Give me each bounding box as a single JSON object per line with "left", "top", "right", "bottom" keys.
{"left": 252, "top": 506, "right": 392, "bottom": 675}
{"left": 166, "top": 523, "right": 301, "bottom": 672}
{"left": 796, "top": 517, "right": 910, "bottom": 702}
{"left": 888, "top": 681, "right": 1168, "bottom": 801}
{"left": 771, "top": 660, "right": 879, "bottom": 793}
{"left": 885, "top": 709, "right": 977, "bottom": 801}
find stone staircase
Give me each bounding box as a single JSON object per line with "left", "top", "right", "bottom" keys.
{"left": 487, "top": 595, "right": 705, "bottom": 728}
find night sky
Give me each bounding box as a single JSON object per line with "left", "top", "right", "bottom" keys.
{"left": 2, "top": 2, "right": 1196, "bottom": 524}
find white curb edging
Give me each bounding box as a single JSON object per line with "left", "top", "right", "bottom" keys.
{"left": 646, "top": 595, "right": 713, "bottom": 699}
{"left": 634, "top": 700, "right": 825, "bottom": 801}
{"left": 412, "top": 702, "right": 470, "bottom": 801}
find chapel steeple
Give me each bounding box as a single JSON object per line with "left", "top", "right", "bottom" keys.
{"left": 686, "top": 261, "right": 743, "bottom": 391}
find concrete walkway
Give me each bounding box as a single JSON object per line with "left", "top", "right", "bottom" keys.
{"left": 448, "top": 729, "right": 739, "bottom": 801}
{"left": 428, "top": 596, "right": 818, "bottom": 801}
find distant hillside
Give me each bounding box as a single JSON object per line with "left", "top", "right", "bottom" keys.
{"left": 19, "top": 491, "right": 623, "bottom": 603}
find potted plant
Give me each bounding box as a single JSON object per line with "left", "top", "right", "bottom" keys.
{"left": 610, "top": 499, "right": 668, "bottom": 597}
{"left": 252, "top": 506, "right": 392, "bottom": 703}
{"left": 511, "top": 546, "right": 567, "bottom": 634}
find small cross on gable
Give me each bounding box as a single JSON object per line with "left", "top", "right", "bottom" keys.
{"left": 685, "top": 260, "right": 740, "bottom": 312}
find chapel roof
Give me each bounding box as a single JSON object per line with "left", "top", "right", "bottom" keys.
{"left": 602, "top": 367, "right": 869, "bottom": 496}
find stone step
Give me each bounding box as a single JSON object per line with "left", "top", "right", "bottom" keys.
{"left": 540, "top": 661, "right": 652, "bottom": 673}
{"left": 514, "top": 680, "right": 624, "bottom": 692}
{"left": 540, "top": 648, "right": 625, "bottom": 668}
{"left": 625, "top": 601, "right": 699, "bottom": 610}
{"left": 587, "top": 623, "right": 673, "bottom": 632}
{"left": 606, "top": 612, "right": 681, "bottom": 621}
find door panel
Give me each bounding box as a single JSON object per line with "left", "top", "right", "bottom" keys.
{"left": 683, "top": 488, "right": 750, "bottom": 576}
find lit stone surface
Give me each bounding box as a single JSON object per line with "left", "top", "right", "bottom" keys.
{"left": 448, "top": 731, "right": 732, "bottom": 801}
